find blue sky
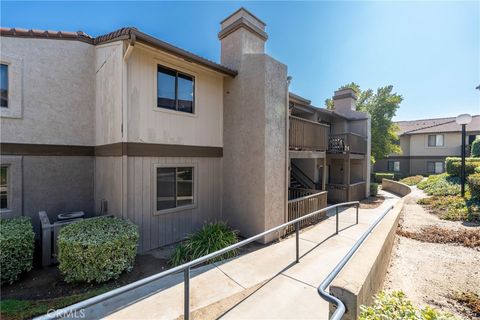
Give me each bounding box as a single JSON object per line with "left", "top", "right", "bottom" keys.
{"left": 1, "top": 1, "right": 479, "bottom": 120}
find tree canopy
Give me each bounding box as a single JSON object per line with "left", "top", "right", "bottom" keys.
{"left": 325, "top": 82, "right": 402, "bottom": 163}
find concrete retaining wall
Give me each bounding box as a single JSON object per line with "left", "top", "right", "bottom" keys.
{"left": 329, "top": 192, "right": 410, "bottom": 319}
{"left": 382, "top": 179, "right": 412, "bottom": 197}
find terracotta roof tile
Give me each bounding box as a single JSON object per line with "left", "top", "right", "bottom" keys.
{"left": 0, "top": 27, "right": 94, "bottom": 43}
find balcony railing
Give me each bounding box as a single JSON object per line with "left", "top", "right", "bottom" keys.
{"left": 328, "top": 133, "right": 367, "bottom": 154}
{"left": 288, "top": 188, "right": 328, "bottom": 231}
{"left": 327, "top": 182, "right": 366, "bottom": 203}
{"left": 289, "top": 116, "right": 329, "bottom": 151}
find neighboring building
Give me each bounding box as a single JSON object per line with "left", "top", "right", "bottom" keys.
{"left": 0, "top": 8, "right": 370, "bottom": 252}
{"left": 374, "top": 116, "right": 480, "bottom": 176}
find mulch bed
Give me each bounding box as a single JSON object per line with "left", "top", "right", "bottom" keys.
{"left": 397, "top": 226, "right": 480, "bottom": 249}
{"left": 452, "top": 291, "right": 480, "bottom": 318}
{"left": 359, "top": 195, "right": 385, "bottom": 209}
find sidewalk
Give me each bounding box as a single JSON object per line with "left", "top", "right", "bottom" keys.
{"left": 104, "top": 190, "right": 400, "bottom": 320}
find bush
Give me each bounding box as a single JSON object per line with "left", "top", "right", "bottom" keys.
{"left": 170, "top": 222, "right": 238, "bottom": 266}
{"left": 374, "top": 172, "right": 394, "bottom": 183}
{"left": 467, "top": 173, "right": 480, "bottom": 199}
{"left": 417, "top": 173, "right": 462, "bottom": 196}
{"left": 0, "top": 217, "right": 35, "bottom": 285}
{"left": 471, "top": 138, "right": 480, "bottom": 157}
{"left": 58, "top": 217, "right": 139, "bottom": 283}
{"left": 360, "top": 291, "right": 459, "bottom": 320}
{"left": 370, "top": 183, "right": 378, "bottom": 196}
{"left": 400, "top": 175, "right": 423, "bottom": 186}
{"left": 445, "top": 157, "right": 480, "bottom": 177}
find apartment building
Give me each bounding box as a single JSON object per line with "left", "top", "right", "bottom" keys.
{"left": 374, "top": 116, "right": 480, "bottom": 176}
{"left": 0, "top": 8, "right": 370, "bottom": 252}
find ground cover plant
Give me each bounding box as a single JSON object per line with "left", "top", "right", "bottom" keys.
{"left": 0, "top": 217, "right": 35, "bottom": 285}
{"left": 399, "top": 175, "right": 423, "bottom": 186}
{"left": 360, "top": 291, "right": 459, "bottom": 320}
{"left": 58, "top": 216, "right": 139, "bottom": 283}
{"left": 170, "top": 222, "right": 238, "bottom": 266}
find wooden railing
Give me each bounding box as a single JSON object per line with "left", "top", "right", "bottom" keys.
{"left": 289, "top": 116, "right": 329, "bottom": 151}
{"left": 287, "top": 188, "right": 328, "bottom": 231}
{"left": 327, "top": 182, "right": 366, "bottom": 203}
{"left": 328, "top": 133, "right": 367, "bottom": 154}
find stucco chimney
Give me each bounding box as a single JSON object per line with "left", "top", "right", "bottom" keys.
{"left": 333, "top": 88, "right": 357, "bottom": 113}
{"left": 218, "top": 7, "right": 268, "bottom": 70}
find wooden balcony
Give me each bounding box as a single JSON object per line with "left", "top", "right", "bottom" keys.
{"left": 326, "top": 182, "right": 366, "bottom": 203}
{"left": 328, "top": 133, "right": 367, "bottom": 154}
{"left": 287, "top": 188, "right": 328, "bottom": 231}
{"left": 289, "top": 116, "right": 329, "bottom": 151}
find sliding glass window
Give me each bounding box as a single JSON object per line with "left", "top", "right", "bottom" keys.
{"left": 157, "top": 65, "right": 194, "bottom": 113}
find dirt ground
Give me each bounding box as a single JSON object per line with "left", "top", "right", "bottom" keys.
{"left": 359, "top": 195, "right": 385, "bottom": 209}
{"left": 384, "top": 187, "right": 480, "bottom": 319}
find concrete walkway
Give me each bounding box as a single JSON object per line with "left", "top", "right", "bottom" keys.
{"left": 104, "top": 190, "right": 400, "bottom": 320}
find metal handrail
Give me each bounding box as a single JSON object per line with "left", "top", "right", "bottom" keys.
{"left": 318, "top": 204, "right": 394, "bottom": 320}
{"left": 37, "top": 200, "right": 360, "bottom": 320}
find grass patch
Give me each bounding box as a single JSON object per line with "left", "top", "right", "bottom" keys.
{"left": 397, "top": 226, "right": 480, "bottom": 249}
{"left": 0, "top": 287, "right": 109, "bottom": 320}
{"left": 452, "top": 291, "right": 480, "bottom": 318}
{"left": 399, "top": 175, "right": 423, "bottom": 186}
{"left": 169, "top": 222, "right": 238, "bottom": 266}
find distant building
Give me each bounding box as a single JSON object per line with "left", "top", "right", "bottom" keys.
{"left": 374, "top": 116, "right": 480, "bottom": 176}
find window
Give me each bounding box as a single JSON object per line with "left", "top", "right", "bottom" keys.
{"left": 428, "top": 134, "right": 444, "bottom": 147}
{"left": 156, "top": 166, "right": 194, "bottom": 211}
{"left": 388, "top": 161, "right": 400, "bottom": 172}
{"left": 0, "top": 166, "right": 8, "bottom": 210}
{"left": 0, "top": 64, "right": 8, "bottom": 108}
{"left": 157, "top": 65, "right": 194, "bottom": 113}
{"left": 427, "top": 161, "right": 444, "bottom": 174}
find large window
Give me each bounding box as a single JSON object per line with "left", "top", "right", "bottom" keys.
{"left": 0, "top": 64, "right": 8, "bottom": 108}
{"left": 0, "top": 166, "right": 8, "bottom": 210}
{"left": 157, "top": 65, "right": 194, "bottom": 114}
{"left": 427, "top": 161, "right": 444, "bottom": 174}
{"left": 428, "top": 134, "right": 444, "bottom": 147}
{"left": 388, "top": 161, "right": 400, "bottom": 172}
{"left": 156, "top": 166, "right": 194, "bottom": 211}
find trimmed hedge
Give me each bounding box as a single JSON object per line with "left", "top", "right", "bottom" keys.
{"left": 445, "top": 157, "right": 480, "bottom": 177}
{"left": 58, "top": 217, "right": 139, "bottom": 283}
{"left": 370, "top": 183, "right": 378, "bottom": 196}
{"left": 374, "top": 173, "right": 394, "bottom": 183}
{"left": 471, "top": 138, "right": 480, "bottom": 157}
{"left": 0, "top": 217, "right": 35, "bottom": 285}
{"left": 467, "top": 173, "right": 480, "bottom": 199}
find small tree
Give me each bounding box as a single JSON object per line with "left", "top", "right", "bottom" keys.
{"left": 471, "top": 138, "right": 480, "bottom": 157}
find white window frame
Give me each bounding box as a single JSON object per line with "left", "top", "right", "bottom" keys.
{"left": 0, "top": 156, "right": 22, "bottom": 218}
{"left": 0, "top": 53, "right": 23, "bottom": 119}
{"left": 427, "top": 134, "right": 444, "bottom": 147}
{"left": 427, "top": 161, "right": 444, "bottom": 174}
{"left": 152, "top": 163, "right": 197, "bottom": 215}
{"left": 0, "top": 165, "right": 10, "bottom": 211}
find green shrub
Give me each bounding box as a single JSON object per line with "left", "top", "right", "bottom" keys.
{"left": 360, "top": 291, "right": 459, "bottom": 320}
{"left": 170, "top": 222, "right": 238, "bottom": 266}
{"left": 475, "top": 166, "right": 480, "bottom": 174}
{"left": 374, "top": 172, "right": 394, "bottom": 183}
{"left": 417, "top": 195, "right": 479, "bottom": 222}
{"left": 400, "top": 175, "right": 423, "bottom": 186}
{"left": 370, "top": 183, "right": 378, "bottom": 196}
{"left": 0, "top": 217, "right": 35, "bottom": 285}
{"left": 467, "top": 173, "right": 480, "bottom": 199}
{"left": 445, "top": 157, "right": 480, "bottom": 177}
{"left": 471, "top": 138, "right": 480, "bottom": 157}
{"left": 58, "top": 217, "right": 139, "bottom": 283}
{"left": 417, "top": 173, "right": 462, "bottom": 196}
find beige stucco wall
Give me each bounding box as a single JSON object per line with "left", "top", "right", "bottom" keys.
{"left": 126, "top": 44, "right": 224, "bottom": 147}
{"left": 95, "top": 42, "right": 124, "bottom": 145}
{"left": 409, "top": 132, "right": 462, "bottom": 156}
{"left": 0, "top": 37, "right": 95, "bottom": 145}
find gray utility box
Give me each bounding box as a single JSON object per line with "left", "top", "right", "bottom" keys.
{"left": 39, "top": 211, "right": 84, "bottom": 267}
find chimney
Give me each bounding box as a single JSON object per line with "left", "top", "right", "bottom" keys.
{"left": 218, "top": 7, "right": 268, "bottom": 70}
{"left": 333, "top": 88, "right": 357, "bottom": 113}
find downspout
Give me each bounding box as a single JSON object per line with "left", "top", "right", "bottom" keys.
{"left": 285, "top": 76, "right": 292, "bottom": 223}
{"left": 121, "top": 32, "right": 135, "bottom": 219}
